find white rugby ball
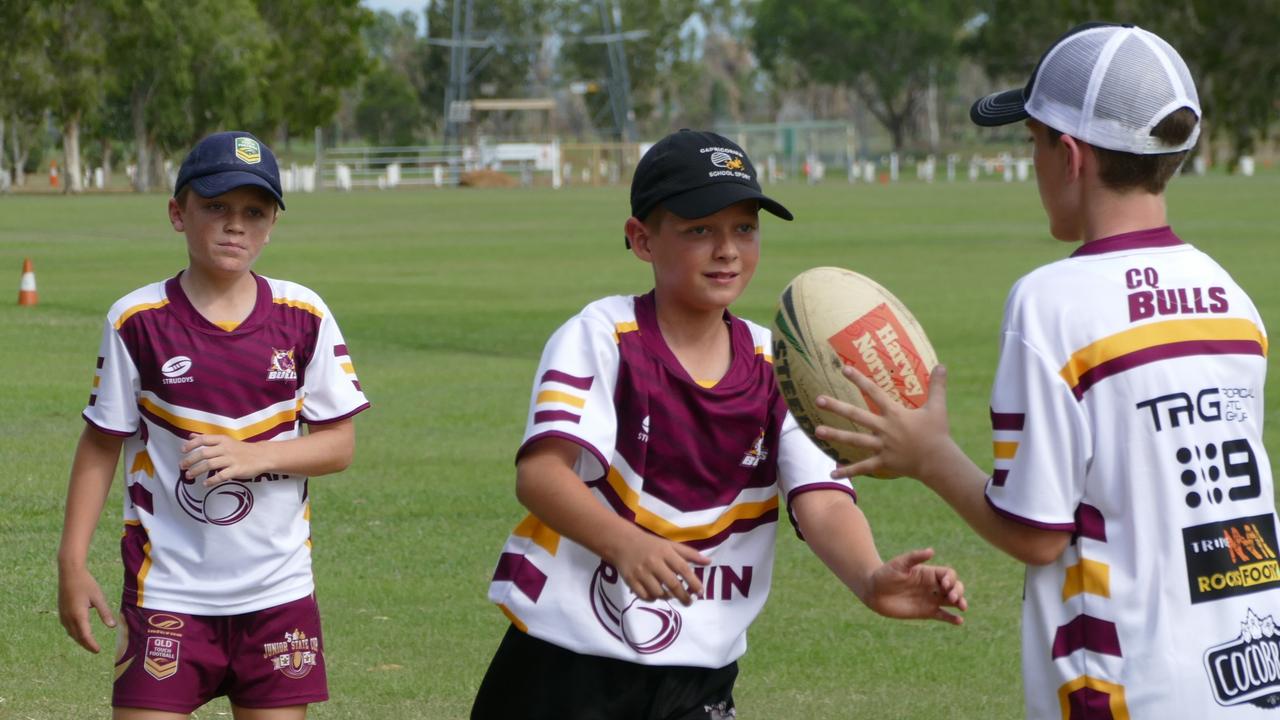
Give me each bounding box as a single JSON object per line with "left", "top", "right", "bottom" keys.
{"left": 771, "top": 267, "right": 937, "bottom": 473}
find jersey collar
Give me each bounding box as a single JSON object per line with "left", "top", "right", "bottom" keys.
{"left": 1071, "top": 226, "right": 1183, "bottom": 257}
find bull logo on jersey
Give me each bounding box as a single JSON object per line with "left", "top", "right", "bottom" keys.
{"left": 267, "top": 348, "right": 297, "bottom": 381}
{"left": 740, "top": 427, "right": 769, "bottom": 468}
{"left": 1204, "top": 609, "right": 1280, "bottom": 708}
{"left": 263, "top": 628, "right": 320, "bottom": 679}
{"left": 589, "top": 561, "right": 682, "bottom": 655}
{"left": 176, "top": 474, "right": 255, "bottom": 526}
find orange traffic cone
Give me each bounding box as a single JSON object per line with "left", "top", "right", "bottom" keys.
{"left": 18, "top": 258, "right": 37, "bottom": 306}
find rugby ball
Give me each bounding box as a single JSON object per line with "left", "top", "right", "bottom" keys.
{"left": 771, "top": 267, "right": 937, "bottom": 473}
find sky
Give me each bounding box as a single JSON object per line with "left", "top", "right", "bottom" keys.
{"left": 361, "top": 0, "right": 426, "bottom": 33}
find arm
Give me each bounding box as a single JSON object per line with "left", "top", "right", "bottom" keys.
{"left": 515, "top": 437, "right": 710, "bottom": 606}
{"left": 792, "top": 489, "right": 966, "bottom": 624}
{"left": 57, "top": 425, "right": 123, "bottom": 653}
{"left": 179, "top": 418, "right": 356, "bottom": 486}
{"left": 815, "top": 365, "right": 1070, "bottom": 566}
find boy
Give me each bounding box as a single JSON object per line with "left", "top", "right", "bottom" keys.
{"left": 816, "top": 23, "right": 1280, "bottom": 717}
{"left": 56, "top": 131, "right": 369, "bottom": 719}
{"left": 472, "top": 129, "right": 967, "bottom": 719}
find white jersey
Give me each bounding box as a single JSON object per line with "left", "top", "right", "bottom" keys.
{"left": 83, "top": 273, "right": 369, "bottom": 615}
{"left": 985, "top": 227, "right": 1279, "bottom": 717}
{"left": 486, "top": 292, "right": 845, "bottom": 668}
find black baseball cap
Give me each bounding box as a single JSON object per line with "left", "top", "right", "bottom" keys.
{"left": 174, "top": 131, "right": 285, "bottom": 209}
{"left": 630, "top": 129, "right": 792, "bottom": 226}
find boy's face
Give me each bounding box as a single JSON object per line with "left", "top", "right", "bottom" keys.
{"left": 627, "top": 199, "right": 761, "bottom": 314}
{"left": 1028, "top": 119, "right": 1083, "bottom": 242}
{"left": 168, "top": 185, "right": 278, "bottom": 277}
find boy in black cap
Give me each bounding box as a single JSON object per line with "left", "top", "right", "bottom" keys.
{"left": 816, "top": 23, "right": 1280, "bottom": 718}
{"left": 57, "top": 131, "right": 369, "bottom": 719}
{"left": 471, "top": 129, "right": 967, "bottom": 719}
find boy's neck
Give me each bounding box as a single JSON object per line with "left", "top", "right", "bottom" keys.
{"left": 651, "top": 290, "right": 733, "bottom": 384}
{"left": 179, "top": 266, "right": 259, "bottom": 324}
{"left": 1080, "top": 184, "right": 1169, "bottom": 244}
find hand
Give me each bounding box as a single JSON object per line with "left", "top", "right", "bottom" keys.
{"left": 58, "top": 565, "right": 117, "bottom": 653}
{"left": 864, "top": 547, "right": 967, "bottom": 625}
{"left": 607, "top": 531, "right": 711, "bottom": 607}
{"left": 815, "top": 364, "right": 956, "bottom": 481}
{"left": 180, "top": 434, "right": 267, "bottom": 487}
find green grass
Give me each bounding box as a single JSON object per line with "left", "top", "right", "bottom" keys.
{"left": 2, "top": 174, "right": 1279, "bottom": 718}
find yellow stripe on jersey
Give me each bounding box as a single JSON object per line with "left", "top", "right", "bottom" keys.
{"left": 754, "top": 346, "right": 773, "bottom": 364}
{"left": 1059, "top": 318, "right": 1267, "bottom": 387}
{"left": 273, "top": 297, "right": 324, "bottom": 318}
{"left": 139, "top": 397, "right": 304, "bottom": 440}
{"left": 93, "top": 375, "right": 101, "bottom": 388}
{"left": 212, "top": 320, "right": 240, "bottom": 332}
{"left": 129, "top": 449, "right": 156, "bottom": 478}
{"left": 499, "top": 603, "right": 529, "bottom": 633}
{"left": 138, "top": 537, "right": 153, "bottom": 606}
{"left": 605, "top": 467, "right": 778, "bottom": 542}
{"left": 114, "top": 299, "right": 170, "bottom": 329}
{"left": 536, "top": 390, "right": 586, "bottom": 408}
{"left": 695, "top": 379, "right": 717, "bottom": 389}
{"left": 1062, "top": 558, "right": 1111, "bottom": 601}
{"left": 341, "top": 361, "right": 356, "bottom": 375}
{"left": 513, "top": 513, "right": 561, "bottom": 556}
{"left": 1057, "top": 676, "right": 1129, "bottom": 720}
{"left": 613, "top": 321, "right": 639, "bottom": 343}
{"left": 993, "top": 441, "right": 1019, "bottom": 460}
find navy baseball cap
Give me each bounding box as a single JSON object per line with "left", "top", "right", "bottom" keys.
{"left": 630, "top": 129, "right": 792, "bottom": 228}
{"left": 174, "top": 131, "right": 285, "bottom": 209}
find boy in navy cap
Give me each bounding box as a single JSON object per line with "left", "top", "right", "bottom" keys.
{"left": 57, "top": 131, "right": 369, "bottom": 719}
{"left": 471, "top": 129, "right": 967, "bottom": 719}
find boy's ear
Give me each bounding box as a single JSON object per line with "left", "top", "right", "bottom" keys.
{"left": 1059, "top": 133, "right": 1086, "bottom": 184}
{"left": 624, "top": 216, "right": 653, "bottom": 262}
{"left": 168, "top": 197, "right": 185, "bottom": 232}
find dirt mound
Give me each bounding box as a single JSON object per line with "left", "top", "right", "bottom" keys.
{"left": 458, "top": 169, "right": 518, "bottom": 188}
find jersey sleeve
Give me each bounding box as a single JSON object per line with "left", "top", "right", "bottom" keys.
{"left": 300, "top": 309, "right": 370, "bottom": 424}
{"left": 83, "top": 316, "right": 141, "bottom": 437}
{"left": 777, "top": 410, "right": 852, "bottom": 538}
{"left": 984, "top": 330, "right": 1089, "bottom": 530}
{"left": 517, "top": 314, "right": 619, "bottom": 483}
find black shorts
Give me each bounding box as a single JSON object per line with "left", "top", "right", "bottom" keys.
{"left": 471, "top": 625, "right": 738, "bottom": 720}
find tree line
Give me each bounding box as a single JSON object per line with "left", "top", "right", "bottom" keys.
{"left": 1, "top": 0, "right": 1273, "bottom": 193}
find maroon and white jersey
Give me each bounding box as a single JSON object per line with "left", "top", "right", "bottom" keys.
{"left": 83, "top": 273, "right": 369, "bottom": 615}
{"left": 984, "top": 228, "right": 1280, "bottom": 716}
{"left": 487, "top": 292, "right": 847, "bottom": 667}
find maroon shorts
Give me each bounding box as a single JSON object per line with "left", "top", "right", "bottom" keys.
{"left": 112, "top": 594, "right": 328, "bottom": 713}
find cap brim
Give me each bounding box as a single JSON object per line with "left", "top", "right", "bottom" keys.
{"left": 970, "top": 88, "right": 1030, "bottom": 127}
{"left": 663, "top": 182, "right": 793, "bottom": 222}
{"left": 189, "top": 171, "right": 285, "bottom": 210}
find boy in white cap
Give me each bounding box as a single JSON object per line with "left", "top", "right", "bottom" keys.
{"left": 816, "top": 22, "right": 1280, "bottom": 718}
{"left": 57, "top": 131, "right": 369, "bottom": 719}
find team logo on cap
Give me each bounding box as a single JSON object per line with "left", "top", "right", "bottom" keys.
{"left": 235, "top": 137, "right": 262, "bottom": 165}
{"left": 709, "top": 151, "right": 745, "bottom": 171}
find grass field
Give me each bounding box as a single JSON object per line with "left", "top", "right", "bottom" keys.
{"left": 3, "top": 174, "right": 1279, "bottom": 719}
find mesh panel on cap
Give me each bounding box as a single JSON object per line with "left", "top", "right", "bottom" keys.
{"left": 1026, "top": 26, "right": 1200, "bottom": 154}
{"left": 1090, "top": 34, "right": 1177, "bottom": 149}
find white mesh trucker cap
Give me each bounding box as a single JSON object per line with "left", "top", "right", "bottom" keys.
{"left": 970, "top": 22, "right": 1201, "bottom": 155}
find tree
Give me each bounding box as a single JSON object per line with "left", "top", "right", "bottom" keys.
{"left": 0, "top": 3, "right": 52, "bottom": 186}
{"left": 966, "top": 0, "right": 1280, "bottom": 170}
{"left": 356, "top": 60, "right": 426, "bottom": 145}
{"left": 753, "top": 0, "right": 976, "bottom": 151}
{"left": 256, "top": 0, "right": 373, "bottom": 145}
{"left": 31, "top": 0, "right": 109, "bottom": 193}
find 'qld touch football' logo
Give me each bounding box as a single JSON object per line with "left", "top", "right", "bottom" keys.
{"left": 590, "top": 560, "right": 682, "bottom": 654}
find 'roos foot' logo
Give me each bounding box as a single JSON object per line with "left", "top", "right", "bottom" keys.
{"left": 1204, "top": 608, "right": 1280, "bottom": 708}
{"left": 590, "top": 561, "right": 682, "bottom": 655}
